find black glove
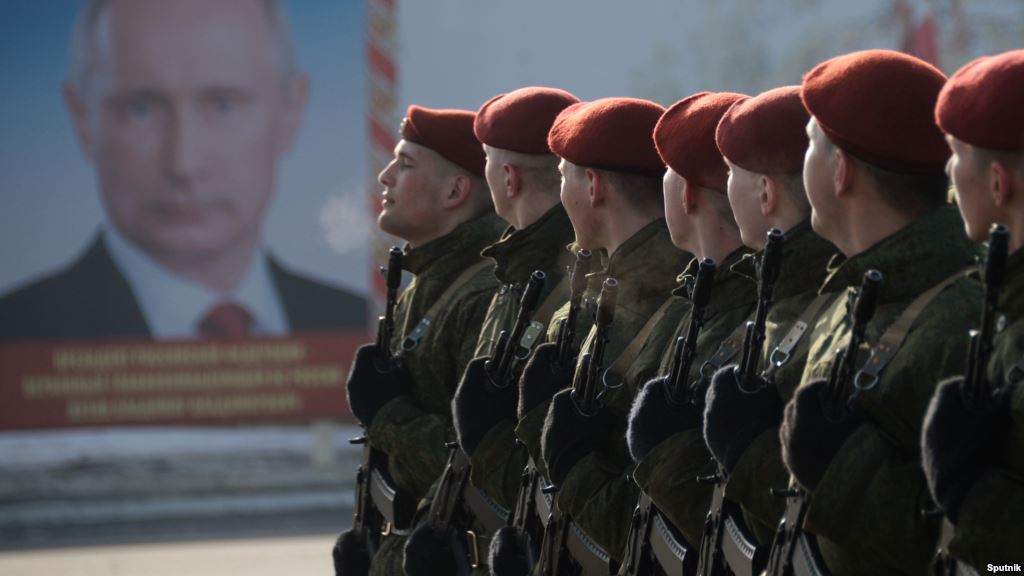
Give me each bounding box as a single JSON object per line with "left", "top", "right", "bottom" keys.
{"left": 346, "top": 343, "right": 411, "bottom": 427}
{"left": 780, "top": 378, "right": 863, "bottom": 491}
{"left": 703, "top": 365, "right": 782, "bottom": 474}
{"left": 541, "top": 384, "right": 612, "bottom": 486}
{"left": 489, "top": 526, "right": 530, "bottom": 576}
{"left": 332, "top": 529, "right": 370, "bottom": 576}
{"left": 453, "top": 356, "right": 518, "bottom": 456}
{"left": 403, "top": 522, "right": 458, "bottom": 576}
{"left": 921, "top": 376, "right": 1014, "bottom": 520}
{"left": 518, "top": 342, "right": 572, "bottom": 421}
{"left": 626, "top": 375, "right": 704, "bottom": 463}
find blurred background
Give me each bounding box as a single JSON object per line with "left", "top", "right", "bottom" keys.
{"left": 0, "top": 0, "right": 1021, "bottom": 574}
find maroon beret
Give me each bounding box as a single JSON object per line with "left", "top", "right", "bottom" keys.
{"left": 547, "top": 97, "right": 666, "bottom": 174}
{"left": 716, "top": 86, "right": 809, "bottom": 175}
{"left": 801, "top": 49, "right": 949, "bottom": 174}
{"left": 654, "top": 92, "right": 747, "bottom": 192}
{"left": 936, "top": 50, "right": 1024, "bottom": 151}
{"left": 401, "top": 105, "right": 485, "bottom": 177}
{"left": 474, "top": 87, "right": 581, "bottom": 155}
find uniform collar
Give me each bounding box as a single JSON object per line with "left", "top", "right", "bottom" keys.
{"left": 479, "top": 204, "right": 575, "bottom": 284}
{"left": 730, "top": 220, "right": 839, "bottom": 302}
{"left": 401, "top": 211, "right": 506, "bottom": 276}
{"left": 673, "top": 245, "right": 756, "bottom": 317}
{"left": 818, "top": 205, "right": 980, "bottom": 303}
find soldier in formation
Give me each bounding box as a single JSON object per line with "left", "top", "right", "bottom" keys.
{"left": 336, "top": 48, "right": 1023, "bottom": 576}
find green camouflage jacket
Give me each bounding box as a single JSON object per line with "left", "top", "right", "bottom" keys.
{"left": 367, "top": 212, "right": 505, "bottom": 501}
{"left": 797, "top": 205, "right": 981, "bottom": 576}
{"left": 949, "top": 245, "right": 1024, "bottom": 567}
{"left": 722, "top": 222, "right": 839, "bottom": 546}
{"left": 631, "top": 246, "right": 757, "bottom": 548}
{"left": 533, "top": 219, "right": 692, "bottom": 562}
{"left": 466, "top": 204, "right": 576, "bottom": 509}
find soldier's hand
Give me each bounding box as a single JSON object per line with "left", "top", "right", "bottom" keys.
{"left": 332, "top": 529, "right": 370, "bottom": 576}
{"left": 489, "top": 527, "right": 530, "bottom": 576}
{"left": 921, "top": 376, "right": 1014, "bottom": 520}
{"left": 626, "top": 375, "right": 704, "bottom": 463}
{"left": 541, "top": 387, "right": 612, "bottom": 486}
{"left": 703, "top": 365, "right": 782, "bottom": 474}
{"left": 518, "top": 342, "right": 571, "bottom": 421}
{"left": 453, "top": 355, "right": 518, "bottom": 456}
{"left": 346, "top": 343, "right": 411, "bottom": 427}
{"left": 403, "top": 522, "right": 458, "bottom": 576}
{"left": 779, "top": 378, "right": 863, "bottom": 491}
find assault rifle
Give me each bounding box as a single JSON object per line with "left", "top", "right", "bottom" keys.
{"left": 765, "top": 269, "right": 883, "bottom": 576}
{"left": 619, "top": 258, "right": 717, "bottom": 576}
{"left": 571, "top": 278, "right": 619, "bottom": 416}
{"left": 487, "top": 271, "right": 548, "bottom": 389}
{"left": 556, "top": 249, "right": 595, "bottom": 368}
{"left": 667, "top": 258, "right": 717, "bottom": 406}
{"left": 933, "top": 224, "right": 1008, "bottom": 576}
{"left": 697, "top": 229, "right": 783, "bottom": 576}
{"left": 350, "top": 247, "right": 415, "bottom": 557}
{"left": 426, "top": 270, "right": 550, "bottom": 573}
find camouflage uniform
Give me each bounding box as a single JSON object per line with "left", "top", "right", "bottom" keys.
{"left": 720, "top": 222, "right": 838, "bottom": 546}
{"left": 521, "top": 219, "right": 691, "bottom": 562}
{"left": 630, "top": 246, "right": 757, "bottom": 548}
{"left": 466, "top": 204, "right": 576, "bottom": 508}
{"left": 795, "top": 205, "right": 981, "bottom": 576}
{"left": 947, "top": 246, "right": 1024, "bottom": 567}
{"left": 368, "top": 212, "right": 504, "bottom": 576}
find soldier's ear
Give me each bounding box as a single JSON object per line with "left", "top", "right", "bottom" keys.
{"left": 760, "top": 175, "right": 778, "bottom": 217}
{"left": 681, "top": 176, "right": 698, "bottom": 215}
{"left": 503, "top": 163, "right": 522, "bottom": 199}
{"left": 585, "top": 168, "right": 605, "bottom": 207}
{"left": 989, "top": 158, "right": 1013, "bottom": 208}
{"left": 442, "top": 173, "right": 472, "bottom": 209}
{"left": 832, "top": 147, "right": 853, "bottom": 197}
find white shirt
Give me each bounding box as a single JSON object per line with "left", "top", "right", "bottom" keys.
{"left": 103, "top": 224, "right": 290, "bottom": 339}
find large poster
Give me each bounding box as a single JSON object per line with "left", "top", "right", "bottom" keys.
{"left": 0, "top": 0, "right": 370, "bottom": 429}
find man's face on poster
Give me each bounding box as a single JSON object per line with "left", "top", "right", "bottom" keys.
{"left": 65, "top": 0, "right": 308, "bottom": 268}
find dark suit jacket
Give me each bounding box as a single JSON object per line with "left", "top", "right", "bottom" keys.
{"left": 0, "top": 234, "right": 368, "bottom": 342}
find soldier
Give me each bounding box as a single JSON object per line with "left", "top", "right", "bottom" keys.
{"left": 777, "top": 50, "right": 982, "bottom": 575}
{"left": 921, "top": 49, "right": 1024, "bottom": 568}
{"left": 625, "top": 92, "right": 759, "bottom": 550}
{"left": 401, "top": 86, "right": 580, "bottom": 574}
{"left": 512, "top": 97, "right": 692, "bottom": 570}
{"left": 701, "top": 86, "right": 838, "bottom": 548}
{"left": 335, "top": 105, "right": 505, "bottom": 576}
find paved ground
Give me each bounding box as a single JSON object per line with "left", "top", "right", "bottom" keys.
{"left": 0, "top": 533, "right": 339, "bottom": 576}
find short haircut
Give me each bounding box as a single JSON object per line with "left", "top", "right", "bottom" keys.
{"left": 771, "top": 171, "right": 810, "bottom": 213}
{"left": 599, "top": 167, "right": 665, "bottom": 212}
{"left": 487, "top": 147, "right": 561, "bottom": 194}
{"left": 700, "top": 185, "right": 740, "bottom": 228}
{"left": 971, "top": 146, "right": 1024, "bottom": 177}
{"left": 69, "top": 0, "right": 298, "bottom": 87}
{"left": 821, "top": 133, "right": 948, "bottom": 215}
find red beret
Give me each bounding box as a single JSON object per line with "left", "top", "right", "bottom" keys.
{"left": 474, "top": 87, "right": 581, "bottom": 155}
{"left": 654, "top": 92, "right": 747, "bottom": 192}
{"left": 401, "top": 105, "right": 485, "bottom": 177}
{"left": 716, "top": 86, "right": 809, "bottom": 175}
{"left": 936, "top": 50, "right": 1024, "bottom": 151}
{"left": 801, "top": 49, "right": 949, "bottom": 174}
{"left": 547, "top": 97, "right": 666, "bottom": 174}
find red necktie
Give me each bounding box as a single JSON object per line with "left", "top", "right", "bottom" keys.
{"left": 198, "top": 302, "right": 253, "bottom": 339}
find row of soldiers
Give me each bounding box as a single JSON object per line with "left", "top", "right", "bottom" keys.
{"left": 334, "top": 48, "right": 1023, "bottom": 575}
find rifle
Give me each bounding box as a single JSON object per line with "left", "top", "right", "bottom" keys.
{"left": 557, "top": 249, "right": 595, "bottom": 369}
{"left": 697, "top": 229, "right": 784, "bottom": 576}
{"left": 617, "top": 259, "right": 717, "bottom": 576}
{"left": 571, "top": 277, "right": 619, "bottom": 416}
{"left": 765, "top": 269, "right": 883, "bottom": 576}
{"left": 350, "top": 246, "right": 406, "bottom": 557}
{"left": 965, "top": 223, "right": 1009, "bottom": 411}
{"left": 667, "top": 258, "right": 717, "bottom": 406}
{"left": 487, "top": 271, "right": 547, "bottom": 389}
{"left": 424, "top": 271, "right": 554, "bottom": 573}
{"left": 510, "top": 252, "right": 593, "bottom": 572}
{"left": 932, "top": 224, "right": 1008, "bottom": 576}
